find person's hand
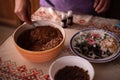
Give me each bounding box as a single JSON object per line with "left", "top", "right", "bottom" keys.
{"left": 14, "top": 0, "right": 32, "bottom": 24}
{"left": 94, "top": 0, "right": 110, "bottom": 13}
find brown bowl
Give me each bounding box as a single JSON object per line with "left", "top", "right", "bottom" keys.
{"left": 13, "top": 20, "right": 65, "bottom": 63}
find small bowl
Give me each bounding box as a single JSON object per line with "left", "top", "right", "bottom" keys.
{"left": 49, "top": 56, "right": 94, "bottom": 80}
{"left": 13, "top": 20, "right": 65, "bottom": 63}
{"left": 70, "top": 28, "right": 120, "bottom": 63}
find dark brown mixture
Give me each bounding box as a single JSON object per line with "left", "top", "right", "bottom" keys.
{"left": 17, "top": 26, "right": 63, "bottom": 51}
{"left": 54, "top": 66, "right": 90, "bottom": 80}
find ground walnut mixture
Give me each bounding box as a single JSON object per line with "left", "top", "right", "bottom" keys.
{"left": 54, "top": 66, "right": 90, "bottom": 80}
{"left": 17, "top": 26, "right": 63, "bottom": 51}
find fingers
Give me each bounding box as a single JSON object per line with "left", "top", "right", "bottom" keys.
{"left": 24, "top": 8, "right": 32, "bottom": 24}
{"left": 96, "top": 2, "right": 108, "bottom": 13}
{"left": 94, "top": 0, "right": 99, "bottom": 9}
{"left": 15, "top": 10, "right": 32, "bottom": 24}
{"left": 95, "top": 0, "right": 104, "bottom": 12}
{"left": 15, "top": 11, "right": 23, "bottom": 21}
{"left": 94, "top": 0, "right": 110, "bottom": 13}
{"left": 25, "top": 1, "right": 32, "bottom": 24}
{"left": 14, "top": 0, "right": 32, "bottom": 24}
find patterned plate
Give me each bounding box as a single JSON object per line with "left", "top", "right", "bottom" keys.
{"left": 70, "top": 28, "right": 120, "bottom": 63}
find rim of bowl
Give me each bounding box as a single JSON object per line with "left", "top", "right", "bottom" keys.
{"left": 70, "top": 28, "right": 120, "bottom": 63}
{"left": 49, "top": 56, "right": 94, "bottom": 80}
{"left": 12, "top": 20, "right": 65, "bottom": 54}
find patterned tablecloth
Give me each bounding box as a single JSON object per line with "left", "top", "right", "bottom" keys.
{"left": 0, "top": 7, "right": 120, "bottom": 80}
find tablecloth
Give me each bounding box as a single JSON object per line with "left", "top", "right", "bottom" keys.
{"left": 0, "top": 7, "right": 120, "bottom": 80}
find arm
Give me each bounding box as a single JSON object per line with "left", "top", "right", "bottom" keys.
{"left": 94, "top": 0, "right": 110, "bottom": 13}
{"left": 14, "top": 0, "right": 32, "bottom": 24}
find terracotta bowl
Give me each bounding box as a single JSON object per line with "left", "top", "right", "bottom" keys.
{"left": 13, "top": 20, "right": 65, "bottom": 63}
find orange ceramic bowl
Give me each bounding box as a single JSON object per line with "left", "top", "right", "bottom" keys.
{"left": 13, "top": 20, "right": 65, "bottom": 63}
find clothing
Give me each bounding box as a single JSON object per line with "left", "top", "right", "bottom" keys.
{"left": 40, "top": 0, "right": 97, "bottom": 15}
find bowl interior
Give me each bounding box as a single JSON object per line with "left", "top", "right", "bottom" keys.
{"left": 13, "top": 20, "right": 65, "bottom": 52}
{"left": 49, "top": 56, "right": 94, "bottom": 80}
{"left": 70, "top": 28, "right": 120, "bottom": 63}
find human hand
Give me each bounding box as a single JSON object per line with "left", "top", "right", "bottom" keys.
{"left": 14, "top": 0, "right": 32, "bottom": 24}
{"left": 94, "top": 0, "right": 110, "bottom": 13}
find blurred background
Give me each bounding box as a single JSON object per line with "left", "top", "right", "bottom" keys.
{"left": 0, "top": 0, "right": 120, "bottom": 45}
{"left": 0, "top": 0, "right": 39, "bottom": 45}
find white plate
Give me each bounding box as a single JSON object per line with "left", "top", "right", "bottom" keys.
{"left": 70, "top": 28, "right": 120, "bottom": 63}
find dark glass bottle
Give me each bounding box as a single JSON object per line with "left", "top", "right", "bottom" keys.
{"left": 61, "top": 13, "right": 67, "bottom": 28}
{"left": 67, "top": 10, "right": 73, "bottom": 26}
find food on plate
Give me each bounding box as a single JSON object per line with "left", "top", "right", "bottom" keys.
{"left": 54, "top": 66, "right": 90, "bottom": 80}
{"left": 100, "top": 38, "right": 118, "bottom": 54}
{"left": 17, "top": 26, "right": 63, "bottom": 51}
{"left": 73, "top": 29, "right": 119, "bottom": 59}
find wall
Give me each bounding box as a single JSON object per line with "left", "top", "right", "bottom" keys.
{"left": 0, "top": 0, "right": 40, "bottom": 27}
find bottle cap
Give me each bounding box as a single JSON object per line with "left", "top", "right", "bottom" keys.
{"left": 68, "top": 10, "right": 72, "bottom": 17}
{"left": 61, "top": 13, "right": 66, "bottom": 19}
